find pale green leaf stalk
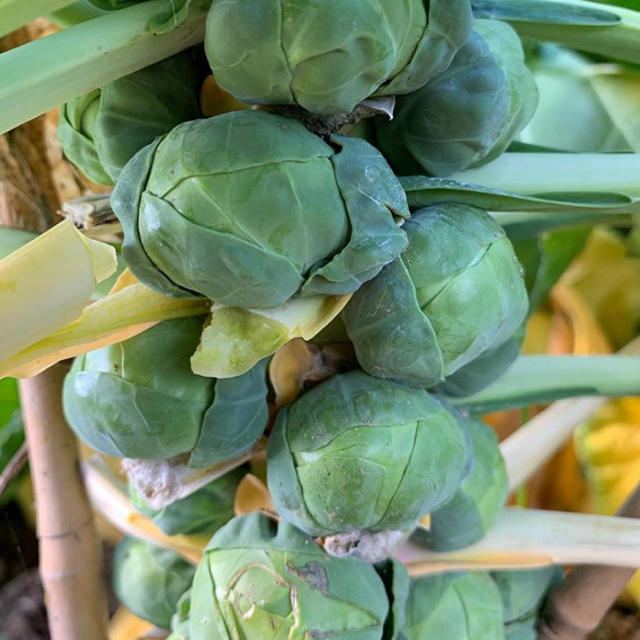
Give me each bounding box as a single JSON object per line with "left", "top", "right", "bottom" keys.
{"left": 0, "top": 0, "right": 76, "bottom": 39}
{"left": 450, "top": 355, "right": 640, "bottom": 412}
{"left": 472, "top": 0, "right": 640, "bottom": 65}
{"left": 402, "top": 153, "right": 640, "bottom": 217}
{"left": 0, "top": 0, "right": 210, "bottom": 133}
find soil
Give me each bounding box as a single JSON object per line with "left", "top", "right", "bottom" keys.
{"left": 0, "top": 502, "right": 117, "bottom": 640}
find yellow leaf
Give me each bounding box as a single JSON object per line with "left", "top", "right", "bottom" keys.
{"left": 108, "top": 607, "right": 154, "bottom": 640}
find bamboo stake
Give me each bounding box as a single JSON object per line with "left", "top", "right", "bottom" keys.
{"left": 20, "top": 364, "right": 109, "bottom": 639}
{"left": 537, "top": 484, "right": 640, "bottom": 640}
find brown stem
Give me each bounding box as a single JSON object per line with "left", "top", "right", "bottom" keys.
{"left": 19, "top": 364, "right": 109, "bottom": 640}
{"left": 537, "top": 484, "right": 640, "bottom": 640}
{"left": 0, "top": 441, "right": 28, "bottom": 499}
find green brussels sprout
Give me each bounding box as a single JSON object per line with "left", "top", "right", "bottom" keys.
{"left": 205, "top": 0, "right": 473, "bottom": 116}
{"left": 183, "top": 513, "right": 389, "bottom": 639}
{"left": 130, "top": 467, "right": 244, "bottom": 536}
{"left": 58, "top": 51, "right": 202, "bottom": 186}
{"left": 63, "top": 317, "right": 269, "bottom": 465}
{"left": 113, "top": 110, "right": 409, "bottom": 308}
{"left": 376, "top": 20, "right": 538, "bottom": 177}
{"left": 113, "top": 537, "right": 195, "bottom": 629}
{"left": 403, "top": 572, "right": 505, "bottom": 640}
{"left": 267, "top": 370, "right": 469, "bottom": 537}
{"left": 492, "top": 568, "right": 560, "bottom": 625}
{"left": 343, "top": 204, "right": 529, "bottom": 388}
{"left": 504, "top": 616, "right": 537, "bottom": 640}
{"left": 434, "top": 327, "right": 524, "bottom": 398}
{"left": 418, "top": 416, "right": 508, "bottom": 551}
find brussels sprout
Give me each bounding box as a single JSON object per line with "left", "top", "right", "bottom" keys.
{"left": 205, "top": 0, "right": 473, "bottom": 116}
{"left": 113, "top": 537, "right": 195, "bottom": 629}
{"left": 63, "top": 317, "right": 269, "bottom": 465}
{"left": 130, "top": 467, "right": 244, "bottom": 536}
{"left": 113, "top": 110, "right": 409, "bottom": 308}
{"left": 343, "top": 204, "right": 529, "bottom": 388}
{"left": 419, "top": 416, "right": 508, "bottom": 551}
{"left": 58, "top": 51, "right": 202, "bottom": 186}
{"left": 183, "top": 513, "right": 389, "bottom": 640}
{"left": 267, "top": 370, "right": 469, "bottom": 537}
{"left": 376, "top": 20, "right": 538, "bottom": 177}
{"left": 435, "top": 327, "right": 524, "bottom": 398}
{"left": 492, "top": 568, "right": 560, "bottom": 624}
{"left": 404, "top": 572, "right": 505, "bottom": 640}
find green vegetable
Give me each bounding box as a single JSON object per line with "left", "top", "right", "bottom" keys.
{"left": 403, "top": 572, "right": 506, "bottom": 639}
{"left": 63, "top": 317, "right": 269, "bottom": 465}
{"left": 0, "top": 378, "right": 25, "bottom": 506}
{"left": 520, "top": 45, "right": 633, "bottom": 152}
{"left": 205, "top": 0, "right": 473, "bottom": 115}
{"left": 435, "top": 327, "right": 524, "bottom": 397}
{"left": 343, "top": 204, "right": 528, "bottom": 388}
{"left": 267, "top": 370, "right": 468, "bottom": 537}
{"left": 492, "top": 567, "right": 560, "bottom": 624}
{"left": 113, "top": 537, "right": 195, "bottom": 629}
{"left": 492, "top": 568, "right": 561, "bottom": 640}
{"left": 58, "top": 50, "right": 202, "bottom": 186}
{"left": 420, "top": 415, "right": 508, "bottom": 551}
{"left": 113, "top": 110, "right": 409, "bottom": 308}
{"left": 181, "top": 513, "right": 389, "bottom": 639}
{"left": 169, "top": 589, "right": 192, "bottom": 640}
{"left": 130, "top": 467, "right": 244, "bottom": 536}
{"left": 376, "top": 19, "right": 537, "bottom": 177}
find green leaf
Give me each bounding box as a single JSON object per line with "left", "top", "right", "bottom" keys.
{"left": 451, "top": 355, "right": 640, "bottom": 413}
{"left": 0, "top": 0, "right": 209, "bottom": 134}
{"left": 472, "top": 0, "right": 640, "bottom": 66}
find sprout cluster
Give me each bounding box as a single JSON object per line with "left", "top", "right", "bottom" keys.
{"left": 53, "top": 1, "right": 557, "bottom": 636}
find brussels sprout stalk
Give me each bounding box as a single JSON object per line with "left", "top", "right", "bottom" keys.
{"left": 451, "top": 354, "right": 640, "bottom": 413}
{"left": 402, "top": 153, "right": 640, "bottom": 216}
{"left": 473, "top": 0, "right": 640, "bottom": 66}
{"left": 0, "top": 0, "right": 209, "bottom": 134}
{"left": 398, "top": 507, "right": 640, "bottom": 574}
{"left": 0, "top": 0, "right": 76, "bottom": 39}
{"left": 452, "top": 152, "right": 640, "bottom": 196}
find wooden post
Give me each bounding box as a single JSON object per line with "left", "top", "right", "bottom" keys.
{"left": 20, "top": 366, "right": 109, "bottom": 639}
{"left": 537, "top": 484, "right": 640, "bottom": 640}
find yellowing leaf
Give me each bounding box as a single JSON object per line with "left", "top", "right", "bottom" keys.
{"left": 0, "top": 220, "right": 116, "bottom": 367}
{"left": 234, "top": 474, "right": 275, "bottom": 517}
{"left": 191, "top": 294, "right": 351, "bottom": 379}
{"left": 1, "top": 274, "right": 209, "bottom": 378}
{"left": 562, "top": 227, "right": 640, "bottom": 349}
{"left": 108, "top": 607, "right": 154, "bottom": 640}
{"left": 200, "top": 74, "right": 248, "bottom": 117}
